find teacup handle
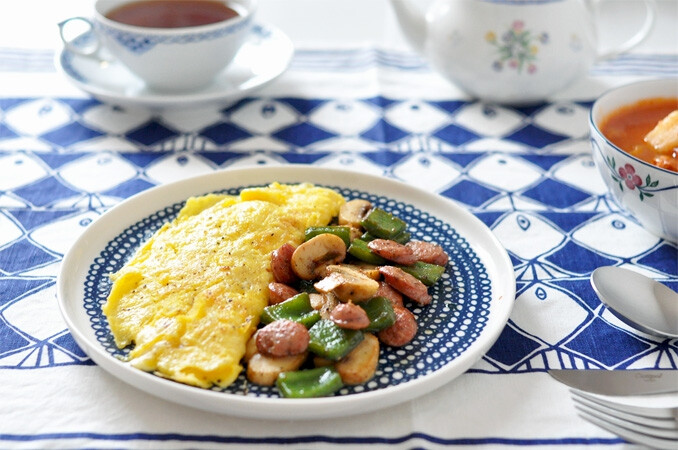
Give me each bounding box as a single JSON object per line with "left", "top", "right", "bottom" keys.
{"left": 58, "top": 17, "right": 101, "bottom": 57}
{"left": 591, "top": 0, "right": 656, "bottom": 60}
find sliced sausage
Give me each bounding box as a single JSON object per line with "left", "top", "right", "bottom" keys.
{"left": 330, "top": 302, "right": 370, "bottom": 330}
{"left": 379, "top": 266, "right": 432, "bottom": 305}
{"left": 367, "top": 239, "right": 417, "bottom": 265}
{"left": 267, "top": 282, "right": 299, "bottom": 305}
{"left": 256, "top": 319, "right": 309, "bottom": 357}
{"left": 375, "top": 281, "right": 404, "bottom": 308}
{"left": 378, "top": 306, "right": 418, "bottom": 347}
{"left": 406, "top": 240, "right": 449, "bottom": 266}
{"left": 271, "top": 243, "right": 298, "bottom": 284}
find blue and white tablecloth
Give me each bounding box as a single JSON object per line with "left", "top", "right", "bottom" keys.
{"left": 0, "top": 44, "right": 677, "bottom": 449}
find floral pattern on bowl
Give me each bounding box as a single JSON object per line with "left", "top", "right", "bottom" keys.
{"left": 602, "top": 155, "right": 660, "bottom": 201}
{"left": 590, "top": 122, "right": 678, "bottom": 243}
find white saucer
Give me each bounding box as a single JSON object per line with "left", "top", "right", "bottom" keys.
{"left": 56, "top": 23, "right": 294, "bottom": 110}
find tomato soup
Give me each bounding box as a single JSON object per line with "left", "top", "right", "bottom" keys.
{"left": 599, "top": 97, "right": 678, "bottom": 172}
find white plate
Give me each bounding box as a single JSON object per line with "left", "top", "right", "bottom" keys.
{"left": 55, "top": 23, "right": 293, "bottom": 110}
{"left": 57, "top": 166, "right": 516, "bottom": 420}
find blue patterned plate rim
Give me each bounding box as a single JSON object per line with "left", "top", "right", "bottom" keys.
{"left": 57, "top": 165, "right": 515, "bottom": 419}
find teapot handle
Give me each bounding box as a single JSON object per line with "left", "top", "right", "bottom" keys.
{"left": 590, "top": 0, "right": 656, "bottom": 60}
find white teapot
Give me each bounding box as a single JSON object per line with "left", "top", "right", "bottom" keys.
{"left": 390, "top": 0, "right": 656, "bottom": 104}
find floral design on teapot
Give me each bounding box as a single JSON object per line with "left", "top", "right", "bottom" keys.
{"left": 485, "top": 20, "right": 548, "bottom": 75}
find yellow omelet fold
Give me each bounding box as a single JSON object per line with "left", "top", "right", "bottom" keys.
{"left": 103, "top": 182, "right": 345, "bottom": 388}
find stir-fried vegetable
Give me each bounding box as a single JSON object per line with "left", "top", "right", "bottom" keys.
{"left": 399, "top": 261, "right": 446, "bottom": 286}
{"left": 347, "top": 238, "right": 388, "bottom": 265}
{"left": 260, "top": 292, "right": 321, "bottom": 328}
{"left": 244, "top": 198, "right": 451, "bottom": 398}
{"left": 276, "top": 367, "right": 344, "bottom": 398}
{"left": 359, "top": 296, "right": 396, "bottom": 332}
{"left": 360, "top": 207, "right": 407, "bottom": 240}
{"left": 305, "top": 225, "right": 351, "bottom": 247}
{"left": 308, "top": 319, "right": 365, "bottom": 361}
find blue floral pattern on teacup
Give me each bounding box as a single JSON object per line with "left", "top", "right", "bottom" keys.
{"left": 97, "top": 15, "right": 252, "bottom": 54}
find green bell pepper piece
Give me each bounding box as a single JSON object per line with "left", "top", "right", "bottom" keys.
{"left": 399, "top": 261, "right": 446, "bottom": 286}
{"left": 359, "top": 296, "right": 396, "bottom": 332}
{"left": 391, "top": 230, "right": 411, "bottom": 244}
{"left": 347, "top": 238, "right": 387, "bottom": 265}
{"left": 304, "top": 226, "right": 351, "bottom": 248}
{"left": 261, "top": 292, "right": 321, "bottom": 328}
{"left": 360, "top": 231, "right": 377, "bottom": 242}
{"left": 276, "top": 367, "right": 344, "bottom": 398}
{"left": 360, "top": 207, "right": 407, "bottom": 240}
{"left": 308, "top": 319, "right": 364, "bottom": 361}
{"left": 362, "top": 229, "right": 409, "bottom": 245}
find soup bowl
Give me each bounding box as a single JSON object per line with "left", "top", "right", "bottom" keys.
{"left": 589, "top": 78, "right": 678, "bottom": 243}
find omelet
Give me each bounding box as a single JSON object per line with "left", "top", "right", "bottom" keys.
{"left": 103, "top": 183, "right": 345, "bottom": 388}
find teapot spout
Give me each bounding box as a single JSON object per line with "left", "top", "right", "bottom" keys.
{"left": 389, "top": 0, "right": 427, "bottom": 54}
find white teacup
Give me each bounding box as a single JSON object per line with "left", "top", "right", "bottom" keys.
{"left": 59, "top": 0, "right": 257, "bottom": 92}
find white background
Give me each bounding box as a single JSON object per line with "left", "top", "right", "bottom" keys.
{"left": 3, "top": 0, "right": 677, "bottom": 54}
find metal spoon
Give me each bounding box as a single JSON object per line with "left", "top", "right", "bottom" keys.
{"left": 591, "top": 266, "right": 678, "bottom": 339}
